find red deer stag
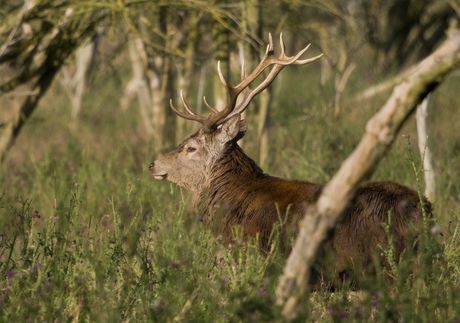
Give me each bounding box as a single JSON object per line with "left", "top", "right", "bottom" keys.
{"left": 149, "top": 34, "right": 431, "bottom": 278}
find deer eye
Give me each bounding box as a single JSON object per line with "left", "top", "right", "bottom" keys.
{"left": 187, "top": 147, "right": 197, "bottom": 153}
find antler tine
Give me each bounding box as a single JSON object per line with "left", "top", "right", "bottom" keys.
{"left": 180, "top": 90, "right": 196, "bottom": 115}
{"left": 171, "top": 33, "right": 322, "bottom": 130}
{"left": 217, "top": 61, "right": 232, "bottom": 92}
{"left": 229, "top": 64, "right": 283, "bottom": 119}
{"left": 214, "top": 34, "right": 322, "bottom": 126}
{"left": 293, "top": 52, "right": 324, "bottom": 65}
{"left": 278, "top": 42, "right": 311, "bottom": 64}
{"left": 203, "top": 96, "right": 219, "bottom": 113}
{"left": 230, "top": 33, "right": 302, "bottom": 94}
{"left": 268, "top": 33, "right": 274, "bottom": 51}
{"left": 170, "top": 99, "right": 207, "bottom": 124}
{"left": 279, "top": 33, "right": 285, "bottom": 56}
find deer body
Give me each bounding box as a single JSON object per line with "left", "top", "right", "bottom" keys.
{"left": 149, "top": 34, "right": 431, "bottom": 277}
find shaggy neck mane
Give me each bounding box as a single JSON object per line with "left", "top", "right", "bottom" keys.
{"left": 199, "top": 142, "right": 265, "bottom": 212}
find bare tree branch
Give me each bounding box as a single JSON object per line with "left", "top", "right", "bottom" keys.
{"left": 352, "top": 64, "right": 417, "bottom": 102}
{"left": 275, "top": 24, "right": 460, "bottom": 322}
{"left": 416, "top": 93, "right": 436, "bottom": 201}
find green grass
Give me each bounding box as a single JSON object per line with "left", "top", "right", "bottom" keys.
{"left": 1, "top": 56, "right": 460, "bottom": 322}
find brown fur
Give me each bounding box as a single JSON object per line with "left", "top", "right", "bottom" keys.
{"left": 201, "top": 140, "right": 431, "bottom": 275}
{"left": 150, "top": 115, "right": 432, "bottom": 279}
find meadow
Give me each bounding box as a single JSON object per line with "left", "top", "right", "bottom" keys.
{"left": 1, "top": 50, "right": 460, "bottom": 322}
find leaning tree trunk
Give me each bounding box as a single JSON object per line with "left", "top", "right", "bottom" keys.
{"left": 276, "top": 24, "right": 460, "bottom": 322}
{"left": 416, "top": 92, "right": 436, "bottom": 201}
{"left": 0, "top": 13, "right": 96, "bottom": 161}
{"left": 0, "top": 53, "right": 63, "bottom": 160}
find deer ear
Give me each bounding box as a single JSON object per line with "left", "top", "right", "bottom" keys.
{"left": 235, "top": 119, "right": 248, "bottom": 142}
{"left": 216, "top": 115, "right": 246, "bottom": 144}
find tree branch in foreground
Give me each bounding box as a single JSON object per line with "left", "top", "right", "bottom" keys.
{"left": 416, "top": 93, "right": 436, "bottom": 201}
{"left": 275, "top": 24, "right": 460, "bottom": 321}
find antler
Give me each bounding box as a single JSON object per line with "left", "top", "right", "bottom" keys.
{"left": 169, "top": 33, "right": 323, "bottom": 132}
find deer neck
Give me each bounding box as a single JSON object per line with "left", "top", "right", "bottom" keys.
{"left": 211, "top": 143, "right": 263, "bottom": 181}
{"left": 193, "top": 142, "right": 264, "bottom": 209}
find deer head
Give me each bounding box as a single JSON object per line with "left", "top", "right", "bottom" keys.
{"left": 149, "top": 34, "right": 322, "bottom": 197}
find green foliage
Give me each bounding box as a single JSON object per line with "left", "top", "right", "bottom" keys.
{"left": 1, "top": 14, "right": 460, "bottom": 320}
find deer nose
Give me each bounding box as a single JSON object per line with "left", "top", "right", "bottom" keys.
{"left": 148, "top": 162, "right": 154, "bottom": 170}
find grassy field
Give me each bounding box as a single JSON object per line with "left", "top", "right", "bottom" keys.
{"left": 1, "top": 52, "right": 460, "bottom": 322}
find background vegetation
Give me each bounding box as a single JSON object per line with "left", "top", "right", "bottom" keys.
{"left": 1, "top": 0, "right": 459, "bottom": 321}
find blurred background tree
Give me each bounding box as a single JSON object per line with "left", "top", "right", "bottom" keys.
{"left": 0, "top": 0, "right": 457, "bottom": 161}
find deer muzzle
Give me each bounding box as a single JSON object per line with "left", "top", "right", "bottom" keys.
{"left": 148, "top": 162, "right": 168, "bottom": 180}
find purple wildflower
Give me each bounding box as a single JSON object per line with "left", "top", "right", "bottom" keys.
{"left": 372, "top": 298, "right": 379, "bottom": 307}
{"left": 198, "top": 216, "right": 203, "bottom": 222}
{"left": 171, "top": 262, "right": 178, "bottom": 269}
{"left": 147, "top": 259, "right": 151, "bottom": 263}
{"left": 6, "top": 270, "right": 13, "bottom": 278}
{"left": 53, "top": 217, "right": 59, "bottom": 220}
{"left": 63, "top": 282, "right": 68, "bottom": 288}
{"left": 32, "top": 212, "right": 41, "bottom": 219}
{"left": 257, "top": 288, "right": 270, "bottom": 298}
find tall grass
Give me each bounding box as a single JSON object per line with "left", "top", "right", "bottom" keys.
{"left": 1, "top": 57, "right": 459, "bottom": 322}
